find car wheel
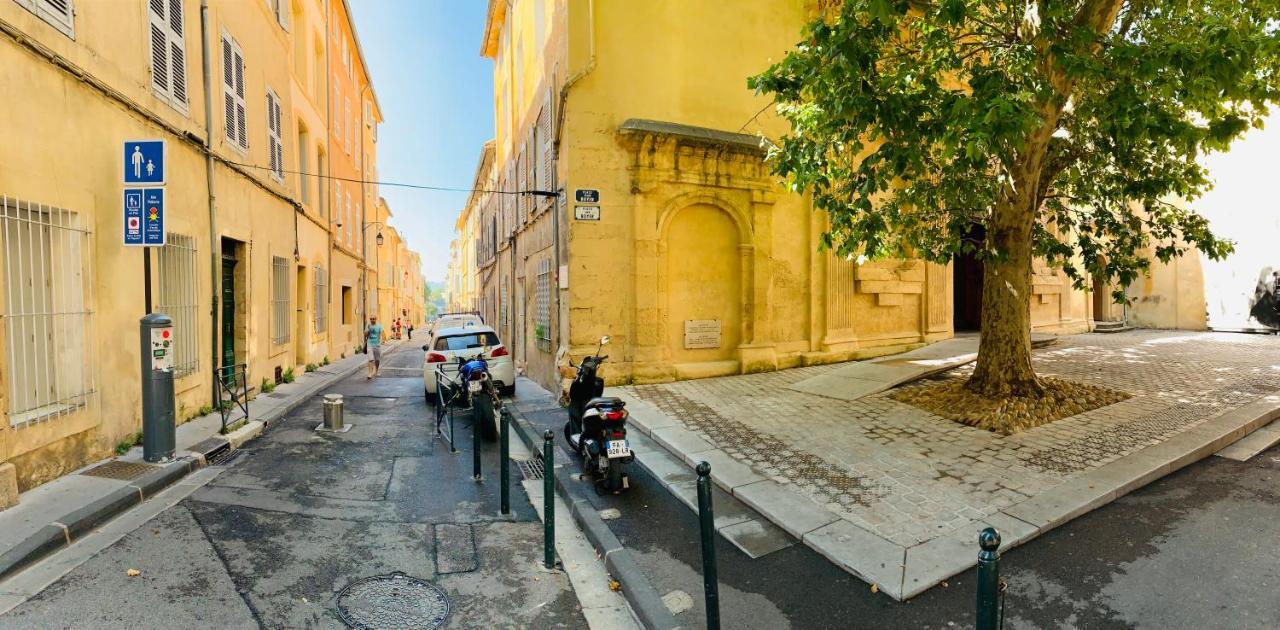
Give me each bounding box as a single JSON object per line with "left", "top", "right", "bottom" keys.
{"left": 425, "top": 386, "right": 435, "bottom": 406}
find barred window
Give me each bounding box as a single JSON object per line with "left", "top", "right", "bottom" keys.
{"left": 271, "top": 256, "right": 290, "bottom": 344}
{"left": 536, "top": 258, "right": 551, "bottom": 342}
{"left": 313, "top": 265, "right": 327, "bottom": 333}
{"left": 2, "top": 197, "right": 95, "bottom": 427}
{"left": 157, "top": 233, "right": 199, "bottom": 376}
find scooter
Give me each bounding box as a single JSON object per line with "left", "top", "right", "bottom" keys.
{"left": 455, "top": 352, "right": 500, "bottom": 442}
{"left": 563, "top": 336, "right": 632, "bottom": 493}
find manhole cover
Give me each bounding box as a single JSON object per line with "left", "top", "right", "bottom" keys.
{"left": 81, "top": 460, "right": 156, "bottom": 481}
{"left": 335, "top": 573, "right": 450, "bottom": 629}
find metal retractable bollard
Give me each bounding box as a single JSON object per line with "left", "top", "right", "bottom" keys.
{"left": 322, "top": 394, "right": 344, "bottom": 431}
{"left": 976, "top": 527, "right": 1002, "bottom": 630}
{"left": 140, "top": 314, "right": 176, "bottom": 462}
{"left": 696, "top": 461, "right": 721, "bottom": 630}
{"left": 543, "top": 429, "right": 556, "bottom": 570}
{"left": 500, "top": 409, "right": 510, "bottom": 515}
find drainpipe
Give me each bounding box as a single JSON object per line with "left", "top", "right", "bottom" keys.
{"left": 359, "top": 84, "right": 370, "bottom": 330}
{"left": 324, "top": 0, "right": 333, "bottom": 356}
{"left": 200, "top": 0, "right": 220, "bottom": 407}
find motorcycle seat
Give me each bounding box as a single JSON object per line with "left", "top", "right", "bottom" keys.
{"left": 585, "top": 397, "right": 625, "bottom": 410}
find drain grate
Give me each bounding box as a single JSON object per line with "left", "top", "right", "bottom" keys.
{"left": 81, "top": 460, "right": 156, "bottom": 481}
{"left": 208, "top": 448, "right": 243, "bottom": 466}
{"left": 517, "top": 458, "right": 544, "bottom": 480}
{"left": 335, "top": 572, "right": 450, "bottom": 629}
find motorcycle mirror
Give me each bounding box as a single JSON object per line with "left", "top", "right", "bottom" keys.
{"left": 600, "top": 336, "right": 610, "bottom": 346}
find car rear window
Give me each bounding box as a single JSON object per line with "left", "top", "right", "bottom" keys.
{"left": 434, "top": 332, "right": 500, "bottom": 351}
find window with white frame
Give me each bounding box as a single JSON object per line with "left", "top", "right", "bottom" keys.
{"left": 345, "top": 192, "right": 353, "bottom": 246}
{"left": 536, "top": 258, "right": 551, "bottom": 342}
{"left": 271, "top": 256, "right": 290, "bottom": 344}
{"left": 157, "top": 233, "right": 198, "bottom": 377}
{"left": 221, "top": 33, "right": 248, "bottom": 150}
{"left": 14, "top": 0, "right": 74, "bottom": 38}
{"left": 344, "top": 98, "right": 351, "bottom": 153}
{"left": 268, "top": 0, "right": 289, "bottom": 29}
{"left": 266, "top": 89, "right": 284, "bottom": 181}
{"left": 148, "top": 0, "right": 188, "bottom": 112}
{"left": 313, "top": 265, "right": 327, "bottom": 333}
{"left": 2, "top": 197, "right": 94, "bottom": 427}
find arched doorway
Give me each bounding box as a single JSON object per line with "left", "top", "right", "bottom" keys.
{"left": 663, "top": 204, "right": 742, "bottom": 363}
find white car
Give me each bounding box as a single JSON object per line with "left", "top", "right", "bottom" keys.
{"left": 422, "top": 323, "right": 516, "bottom": 400}
{"left": 430, "top": 313, "right": 483, "bottom": 335}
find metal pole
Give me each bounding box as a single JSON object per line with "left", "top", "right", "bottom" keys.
{"left": 696, "top": 461, "right": 720, "bottom": 630}
{"left": 543, "top": 429, "right": 555, "bottom": 570}
{"left": 472, "top": 397, "right": 482, "bottom": 481}
{"left": 500, "top": 408, "right": 510, "bottom": 515}
{"left": 143, "top": 247, "right": 153, "bottom": 314}
{"left": 976, "top": 527, "right": 1002, "bottom": 630}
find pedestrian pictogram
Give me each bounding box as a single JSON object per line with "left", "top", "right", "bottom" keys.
{"left": 123, "top": 140, "right": 165, "bottom": 185}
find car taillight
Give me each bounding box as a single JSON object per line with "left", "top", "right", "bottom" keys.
{"left": 604, "top": 410, "right": 625, "bottom": 421}
{"left": 426, "top": 352, "right": 446, "bottom": 363}
{"left": 490, "top": 346, "right": 509, "bottom": 358}
{"left": 610, "top": 430, "right": 626, "bottom": 439}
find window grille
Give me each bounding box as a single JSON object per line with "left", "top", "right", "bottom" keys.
{"left": 314, "top": 265, "right": 327, "bottom": 333}
{"left": 157, "top": 233, "right": 198, "bottom": 376}
{"left": 536, "top": 259, "right": 551, "bottom": 342}
{"left": 2, "top": 197, "right": 95, "bottom": 427}
{"left": 14, "top": 0, "right": 74, "bottom": 38}
{"left": 271, "top": 256, "right": 290, "bottom": 344}
{"left": 148, "top": 0, "right": 188, "bottom": 112}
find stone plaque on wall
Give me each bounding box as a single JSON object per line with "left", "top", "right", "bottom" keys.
{"left": 684, "top": 320, "right": 721, "bottom": 349}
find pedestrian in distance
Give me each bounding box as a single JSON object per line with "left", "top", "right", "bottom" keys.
{"left": 365, "top": 316, "right": 384, "bottom": 379}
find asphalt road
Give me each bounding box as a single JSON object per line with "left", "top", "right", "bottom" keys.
{"left": 513, "top": 381, "right": 1280, "bottom": 630}
{"left": 0, "top": 343, "right": 588, "bottom": 629}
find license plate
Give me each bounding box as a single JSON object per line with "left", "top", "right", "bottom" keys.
{"left": 467, "top": 381, "right": 483, "bottom": 393}
{"left": 606, "top": 439, "right": 630, "bottom": 459}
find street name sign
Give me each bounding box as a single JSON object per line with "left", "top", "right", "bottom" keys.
{"left": 123, "top": 140, "right": 166, "bottom": 185}
{"left": 574, "top": 205, "right": 601, "bottom": 221}
{"left": 574, "top": 189, "right": 600, "bottom": 203}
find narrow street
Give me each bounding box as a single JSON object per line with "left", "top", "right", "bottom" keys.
{"left": 0, "top": 343, "right": 588, "bottom": 629}
{"left": 512, "top": 379, "right": 1280, "bottom": 629}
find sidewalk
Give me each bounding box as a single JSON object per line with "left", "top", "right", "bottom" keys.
{"left": 609, "top": 330, "right": 1280, "bottom": 600}
{"left": 0, "top": 345, "right": 386, "bottom": 583}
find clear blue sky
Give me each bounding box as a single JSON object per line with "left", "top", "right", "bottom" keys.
{"left": 352, "top": 1, "right": 493, "bottom": 283}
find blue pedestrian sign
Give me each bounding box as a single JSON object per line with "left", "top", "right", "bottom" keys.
{"left": 124, "top": 188, "right": 165, "bottom": 246}
{"left": 123, "top": 140, "right": 165, "bottom": 185}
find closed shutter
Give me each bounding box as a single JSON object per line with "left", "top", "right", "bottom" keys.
{"left": 222, "top": 35, "right": 247, "bottom": 150}
{"left": 275, "top": 0, "right": 290, "bottom": 31}
{"left": 15, "top": 0, "right": 75, "bottom": 38}
{"left": 266, "top": 90, "right": 283, "bottom": 180}
{"left": 148, "top": 0, "right": 187, "bottom": 110}
{"left": 541, "top": 93, "right": 555, "bottom": 205}
{"left": 516, "top": 153, "right": 526, "bottom": 224}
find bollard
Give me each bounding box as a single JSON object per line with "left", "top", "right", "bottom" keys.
{"left": 696, "top": 461, "right": 721, "bottom": 630}
{"left": 976, "top": 527, "right": 1002, "bottom": 630}
{"left": 543, "top": 429, "right": 556, "bottom": 570}
{"left": 140, "top": 314, "right": 176, "bottom": 462}
{"left": 500, "top": 409, "right": 510, "bottom": 515}
{"left": 322, "top": 394, "right": 344, "bottom": 431}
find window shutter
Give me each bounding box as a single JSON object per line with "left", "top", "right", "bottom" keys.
{"left": 276, "top": 0, "right": 290, "bottom": 31}
{"left": 234, "top": 45, "right": 247, "bottom": 149}
{"left": 168, "top": 0, "right": 187, "bottom": 106}
{"left": 541, "top": 93, "right": 555, "bottom": 203}
{"left": 275, "top": 96, "right": 284, "bottom": 177}
{"left": 267, "top": 91, "right": 283, "bottom": 178}
{"left": 149, "top": 2, "right": 169, "bottom": 97}
{"left": 222, "top": 37, "right": 235, "bottom": 144}
{"left": 516, "top": 153, "right": 526, "bottom": 224}
{"left": 37, "top": 0, "right": 74, "bottom": 37}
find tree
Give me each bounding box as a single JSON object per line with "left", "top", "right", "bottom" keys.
{"left": 751, "top": 0, "right": 1279, "bottom": 411}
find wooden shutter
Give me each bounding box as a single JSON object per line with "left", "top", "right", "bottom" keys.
{"left": 541, "top": 93, "right": 555, "bottom": 203}
{"left": 275, "top": 0, "right": 290, "bottom": 31}
{"left": 516, "top": 152, "right": 526, "bottom": 224}
{"left": 222, "top": 36, "right": 235, "bottom": 144}
{"left": 267, "top": 90, "right": 283, "bottom": 179}
{"left": 234, "top": 44, "right": 247, "bottom": 149}
{"left": 167, "top": 0, "right": 187, "bottom": 106}
{"left": 28, "top": 0, "right": 74, "bottom": 37}
{"left": 149, "top": 2, "right": 170, "bottom": 99}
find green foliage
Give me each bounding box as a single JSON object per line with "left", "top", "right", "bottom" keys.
{"left": 195, "top": 404, "right": 213, "bottom": 419}
{"left": 305, "top": 363, "right": 318, "bottom": 373}
{"left": 114, "top": 431, "right": 143, "bottom": 456}
{"left": 321, "top": 356, "right": 330, "bottom": 366}
{"left": 282, "top": 367, "right": 296, "bottom": 384}
{"left": 260, "top": 378, "right": 275, "bottom": 394}
{"left": 750, "top": 0, "right": 1279, "bottom": 293}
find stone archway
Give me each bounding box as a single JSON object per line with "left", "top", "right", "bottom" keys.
{"left": 661, "top": 204, "right": 742, "bottom": 364}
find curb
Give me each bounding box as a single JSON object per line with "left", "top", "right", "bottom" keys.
{"left": 0, "top": 346, "right": 383, "bottom": 585}
{"left": 0, "top": 457, "right": 200, "bottom": 582}
{"left": 505, "top": 405, "right": 683, "bottom": 630}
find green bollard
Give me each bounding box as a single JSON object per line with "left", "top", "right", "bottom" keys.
{"left": 696, "top": 461, "right": 721, "bottom": 630}
{"left": 976, "top": 527, "right": 1002, "bottom": 630}
{"left": 543, "top": 430, "right": 556, "bottom": 570}
{"left": 500, "top": 409, "right": 510, "bottom": 515}
{"left": 473, "top": 396, "right": 482, "bottom": 481}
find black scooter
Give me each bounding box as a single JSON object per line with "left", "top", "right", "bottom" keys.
{"left": 563, "top": 336, "right": 632, "bottom": 493}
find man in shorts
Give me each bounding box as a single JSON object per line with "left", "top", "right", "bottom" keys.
{"left": 366, "top": 316, "right": 384, "bottom": 379}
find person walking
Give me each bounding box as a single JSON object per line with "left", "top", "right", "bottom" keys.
{"left": 365, "top": 316, "right": 385, "bottom": 379}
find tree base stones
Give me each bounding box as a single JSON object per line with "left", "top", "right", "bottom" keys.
{"left": 890, "top": 377, "right": 1129, "bottom": 435}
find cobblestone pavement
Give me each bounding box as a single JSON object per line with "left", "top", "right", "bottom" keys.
{"left": 627, "top": 330, "right": 1280, "bottom": 548}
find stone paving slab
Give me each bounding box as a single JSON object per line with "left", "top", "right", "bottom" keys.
{"left": 1216, "top": 419, "right": 1280, "bottom": 461}
{"left": 614, "top": 330, "right": 1280, "bottom": 600}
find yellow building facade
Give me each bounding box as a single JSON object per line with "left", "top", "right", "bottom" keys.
{"left": 475, "top": 0, "right": 1092, "bottom": 393}
{"left": 0, "top": 0, "right": 423, "bottom": 504}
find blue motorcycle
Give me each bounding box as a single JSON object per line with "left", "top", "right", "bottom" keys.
{"left": 455, "top": 354, "right": 501, "bottom": 442}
